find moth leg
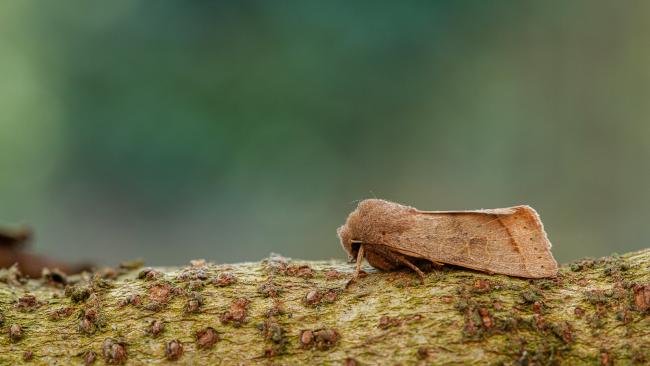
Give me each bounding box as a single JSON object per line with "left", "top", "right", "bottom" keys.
{"left": 393, "top": 253, "right": 426, "bottom": 283}
{"left": 354, "top": 244, "right": 365, "bottom": 280}
{"left": 345, "top": 244, "right": 366, "bottom": 289}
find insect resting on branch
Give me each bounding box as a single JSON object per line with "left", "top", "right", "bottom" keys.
{"left": 337, "top": 199, "right": 558, "bottom": 283}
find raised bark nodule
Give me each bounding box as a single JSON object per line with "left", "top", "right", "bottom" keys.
{"left": 0, "top": 250, "right": 648, "bottom": 365}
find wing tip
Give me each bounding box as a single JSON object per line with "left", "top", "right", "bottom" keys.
{"left": 514, "top": 205, "right": 553, "bottom": 250}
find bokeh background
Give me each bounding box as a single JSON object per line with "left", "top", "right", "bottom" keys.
{"left": 1, "top": 1, "right": 649, "bottom": 267}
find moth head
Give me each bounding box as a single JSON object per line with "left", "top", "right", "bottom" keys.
{"left": 337, "top": 215, "right": 358, "bottom": 262}
{"left": 337, "top": 199, "right": 414, "bottom": 261}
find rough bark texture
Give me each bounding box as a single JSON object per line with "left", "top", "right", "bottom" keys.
{"left": 0, "top": 250, "right": 648, "bottom": 365}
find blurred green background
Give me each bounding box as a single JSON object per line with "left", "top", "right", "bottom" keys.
{"left": 1, "top": 1, "right": 648, "bottom": 266}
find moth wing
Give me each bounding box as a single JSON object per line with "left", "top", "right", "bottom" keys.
{"left": 385, "top": 205, "right": 557, "bottom": 278}
{"left": 417, "top": 207, "right": 518, "bottom": 215}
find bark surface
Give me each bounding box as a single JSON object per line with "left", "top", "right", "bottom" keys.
{"left": 0, "top": 250, "right": 648, "bottom": 365}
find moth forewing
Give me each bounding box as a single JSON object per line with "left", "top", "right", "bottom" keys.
{"left": 410, "top": 205, "right": 558, "bottom": 278}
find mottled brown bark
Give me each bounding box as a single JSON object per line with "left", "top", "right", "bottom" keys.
{"left": 0, "top": 250, "right": 648, "bottom": 365}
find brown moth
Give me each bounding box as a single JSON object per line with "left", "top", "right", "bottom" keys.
{"left": 337, "top": 199, "right": 558, "bottom": 281}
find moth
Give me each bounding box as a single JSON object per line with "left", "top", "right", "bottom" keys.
{"left": 337, "top": 199, "right": 558, "bottom": 281}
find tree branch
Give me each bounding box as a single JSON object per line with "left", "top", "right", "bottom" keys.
{"left": 0, "top": 250, "right": 648, "bottom": 365}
